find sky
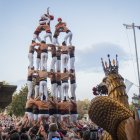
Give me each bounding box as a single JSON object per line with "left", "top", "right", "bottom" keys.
{"left": 1, "top": 0, "right": 140, "bottom": 102}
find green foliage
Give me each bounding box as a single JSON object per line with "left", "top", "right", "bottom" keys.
{"left": 129, "top": 103, "right": 135, "bottom": 111}
{"left": 77, "top": 99, "right": 90, "bottom": 119}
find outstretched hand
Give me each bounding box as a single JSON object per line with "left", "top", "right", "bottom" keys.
{"left": 125, "top": 108, "right": 140, "bottom": 140}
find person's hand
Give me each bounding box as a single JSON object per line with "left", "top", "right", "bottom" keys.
{"left": 40, "top": 126, "right": 47, "bottom": 139}
{"left": 125, "top": 108, "right": 140, "bottom": 140}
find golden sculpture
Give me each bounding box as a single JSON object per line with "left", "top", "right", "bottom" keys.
{"left": 88, "top": 55, "right": 134, "bottom": 140}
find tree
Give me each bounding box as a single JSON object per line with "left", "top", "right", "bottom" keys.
{"left": 77, "top": 99, "right": 90, "bottom": 119}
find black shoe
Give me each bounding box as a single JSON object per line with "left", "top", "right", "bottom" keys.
{"left": 64, "top": 68, "right": 67, "bottom": 73}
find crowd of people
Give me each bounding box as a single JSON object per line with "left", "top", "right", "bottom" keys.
{"left": 0, "top": 109, "right": 140, "bottom": 140}
{"left": 0, "top": 113, "right": 104, "bottom": 140}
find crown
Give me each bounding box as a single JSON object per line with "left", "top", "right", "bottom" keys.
{"left": 101, "top": 54, "right": 119, "bottom": 76}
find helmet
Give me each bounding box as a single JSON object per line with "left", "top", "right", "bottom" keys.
{"left": 58, "top": 17, "right": 62, "bottom": 22}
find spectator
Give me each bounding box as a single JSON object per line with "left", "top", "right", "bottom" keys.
{"left": 48, "top": 123, "right": 60, "bottom": 140}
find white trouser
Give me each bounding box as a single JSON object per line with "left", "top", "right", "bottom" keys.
{"left": 52, "top": 37, "right": 59, "bottom": 45}
{"left": 41, "top": 52, "right": 48, "bottom": 71}
{"left": 64, "top": 31, "right": 73, "bottom": 46}
{"left": 70, "top": 57, "right": 75, "bottom": 70}
{"left": 70, "top": 114, "right": 78, "bottom": 122}
{"left": 56, "top": 114, "right": 61, "bottom": 122}
{"left": 62, "top": 82, "right": 69, "bottom": 100}
{"left": 36, "top": 58, "right": 40, "bottom": 70}
{"left": 28, "top": 53, "right": 33, "bottom": 68}
{"left": 35, "top": 85, "right": 39, "bottom": 98}
{"left": 34, "top": 114, "right": 38, "bottom": 121}
{"left": 61, "top": 54, "right": 69, "bottom": 71}
{"left": 50, "top": 57, "right": 57, "bottom": 72}
{"left": 25, "top": 112, "right": 33, "bottom": 121}
{"left": 27, "top": 81, "right": 33, "bottom": 100}
{"left": 51, "top": 83, "right": 57, "bottom": 97}
{"left": 70, "top": 83, "right": 77, "bottom": 100}
{"left": 56, "top": 59, "right": 61, "bottom": 72}
{"left": 57, "top": 85, "right": 62, "bottom": 99}
{"left": 39, "top": 80, "right": 48, "bottom": 100}
{"left": 44, "top": 32, "right": 52, "bottom": 43}
{"left": 33, "top": 34, "right": 41, "bottom": 42}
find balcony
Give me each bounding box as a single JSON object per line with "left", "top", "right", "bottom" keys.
{"left": 0, "top": 82, "right": 17, "bottom": 109}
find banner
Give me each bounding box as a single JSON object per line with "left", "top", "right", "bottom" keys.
{"left": 125, "top": 79, "right": 133, "bottom": 93}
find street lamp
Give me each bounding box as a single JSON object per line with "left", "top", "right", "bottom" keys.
{"left": 132, "top": 94, "right": 140, "bottom": 119}
{"left": 132, "top": 94, "right": 139, "bottom": 107}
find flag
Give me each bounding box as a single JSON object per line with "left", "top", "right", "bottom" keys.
{"left": 125, "top": 79, "right": 133, "bottom": 93}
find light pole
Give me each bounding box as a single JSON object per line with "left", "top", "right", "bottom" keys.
{"left": 123, "top": 23, "right": 140, "bottom": 97}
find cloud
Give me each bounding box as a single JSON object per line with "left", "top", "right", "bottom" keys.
{"left": 75, "top": 42, "right": 129, "bottom": 72}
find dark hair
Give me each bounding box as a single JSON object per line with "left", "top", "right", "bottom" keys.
{"left": 10, "top": 132, "right": 20, "bottom": 140}
{"left": 71, "top": 97, "right": 74, "bottom": 100}
{"left": 20, "top": 133, "right": 29, "bottom": 140}
{"left": 41, "top": 40, "right": 46, "bottom": 44}
{"left": 20, "top": 128, "right": 27, "bottom": 134}
{"left": 62, "top": 41, "right": 66, "bottom": 46}
{"left": 32, "top": 40, "right": 36, "bottom": 43}
{"left": 83, "top": 130, "right": 90, "bottom": 140}
{"left": 77, "top": 130, "right": 83, "bottom": 138}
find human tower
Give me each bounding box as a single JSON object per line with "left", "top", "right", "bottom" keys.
{"left": 25, "top": 8, "right": 78, "bottom": 122}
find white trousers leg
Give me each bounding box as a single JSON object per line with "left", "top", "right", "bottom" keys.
{"left": 33, "top": 34, "right": 41, "bottom": 42}
{"left": 56, "top": 60, "right": 61, "bottom": 72}
{"left": 50, "top": 57, "right": 57, "bottom": 72}
{"left": 41, "top": 52, "right": 48, "bottom": 71}
{"left": 44, "top": 32, "right": 52, "bottom": 43}
{"left": 64, "top": 32, "right": 73, "bottom": 45}
{"left": 62, "top": 82, "right": 69, "bottom": 100}
{"left": 39, "top": 81, "right": 48, "bottom": 100}
{"left": 57, "top": 85, "right": 62, "bottom": 99}
{"left": 25, "top": 112, "right": 33, "bottom": 121}
{"left": 34, "top": 114, "right": 38, "bottom": 121}
{"left": 70, "top": 83, "right": 77, "bottom": 100}
{"left": 28, "top": 53, "right": 33, "bottom": 68}
{"left": 27, "top": 81, "right": 33, "bottom": 99}
{"left": 70, "top": 57, "right": 75, "bottom": 70}
{"left": 61, "top": 54, "right": 69, "bottom": 71}
{"left": 51, "top": 83, "right": 57, "bottom": 97}
{"left": 70, "top": 114, "right": 78, "bottom": 122}
{"left": 52, "top": 37, "right": 60, "bottom": 45}
{"left": 36, "top": 58, "right": 40, "bottom": 70}
{"left": 35, "top": 85, "right": 39, "bottom": 98}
